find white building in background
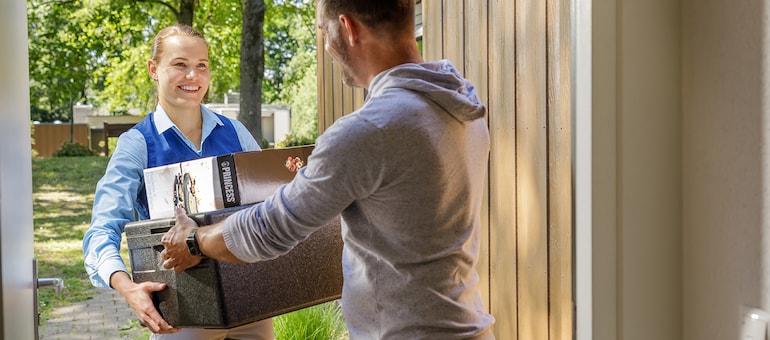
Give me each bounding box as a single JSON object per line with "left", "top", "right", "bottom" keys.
{"left": 72, "top": 101, "right": 292, "bottom": 146}
{"left": 205, "top": 103, "right": 291, "bottom": 146}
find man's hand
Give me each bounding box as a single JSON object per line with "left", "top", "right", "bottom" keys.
{"left": 110, "top": 272, "right": 180, "bottom": 334}
{"left": 160, "top": 207, "right": 204, "bottom": 273}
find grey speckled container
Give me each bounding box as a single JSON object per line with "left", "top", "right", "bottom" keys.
{"left": 125, "top": 205, "right": 343, "bottom": 328}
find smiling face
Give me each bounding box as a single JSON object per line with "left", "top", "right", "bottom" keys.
{"left": 148, "top": 35, "right": 210, "bottom": 113}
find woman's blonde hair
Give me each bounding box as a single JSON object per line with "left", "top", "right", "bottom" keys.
{"left": 150, "top": 24, "right": 208, "bottom": 63}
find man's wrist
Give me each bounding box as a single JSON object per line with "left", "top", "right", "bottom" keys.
{"left": 186, "top": 228, "right": 206, "bottom": 257}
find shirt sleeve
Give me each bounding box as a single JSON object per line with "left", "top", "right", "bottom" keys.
{"left": 82, "top": 129, "right": 148, "bottom": 288}
{"left": 231, "top": 118, "right": 262, "bottom": 152}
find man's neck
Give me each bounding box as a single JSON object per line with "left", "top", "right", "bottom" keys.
{"left": 360, "top": 38, "right": 424, "bottom": 89}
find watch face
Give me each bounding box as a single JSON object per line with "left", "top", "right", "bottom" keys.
{"left": 187, "top": 229, "right": 201, "bottom": 256}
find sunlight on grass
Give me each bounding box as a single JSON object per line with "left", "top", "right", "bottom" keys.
{"left": 35, "top": 239, "right": 84, "bottom": 265}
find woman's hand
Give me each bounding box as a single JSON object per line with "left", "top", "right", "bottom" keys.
{"left": 110, "top": 272, "right": 180, "bottom": 334}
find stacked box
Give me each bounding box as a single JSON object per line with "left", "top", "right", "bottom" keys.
{"left": 125, "top": 206, "right": 343, "bottom": 328}
{"left": 144, "top": 145, "right": 314, "bottom": 219}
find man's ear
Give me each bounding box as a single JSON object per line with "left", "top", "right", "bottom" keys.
{"left": 338, "top": 14, "right": 359, "bottom": 47}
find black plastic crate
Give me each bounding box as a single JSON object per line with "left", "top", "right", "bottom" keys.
{"left": 125, "top": 205, "right": 343, "bottom": 328}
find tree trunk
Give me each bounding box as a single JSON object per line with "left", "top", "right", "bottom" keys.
{"left": 178, "top": 0, "right": 195, "bottom": 25}
{"left": 239, "top": 0, "right": 266, "bottom": 143}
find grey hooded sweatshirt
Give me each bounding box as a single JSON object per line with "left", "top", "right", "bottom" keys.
{"left": 224, "top": 60, "right": 495, "bottom": 339}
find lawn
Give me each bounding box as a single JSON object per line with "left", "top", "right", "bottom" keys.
{"left": 33, "top": 156, "right": 109, "bottom": 321}
{"left": 32, "top": 155, "right": 347, "bottom": 339}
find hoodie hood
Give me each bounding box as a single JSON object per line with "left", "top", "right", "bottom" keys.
{"left": 367, "top": 60, "right": 486, "bottom": 123}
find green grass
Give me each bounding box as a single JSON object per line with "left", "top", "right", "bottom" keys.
{"left": 274, "top": 302, "right": 348, "bottom": 340}
{"left": 33, "top": 155, "right": 348, "bottom": 338}
{"left": 33, "top": 156, "right": 109, "bottom": 322}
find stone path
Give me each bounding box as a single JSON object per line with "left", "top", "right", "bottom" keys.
{"left": 39, "top": 289, "right": 151, "bottom": 340}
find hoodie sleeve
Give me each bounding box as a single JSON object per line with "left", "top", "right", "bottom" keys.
{"left": 222, "top": 114, "right": 385, "bottom": 261}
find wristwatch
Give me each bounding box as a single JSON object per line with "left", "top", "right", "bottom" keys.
{"left": 186, "top": 228, "right": 206, "bottom": 257}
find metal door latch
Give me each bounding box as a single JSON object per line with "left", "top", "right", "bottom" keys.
{"left": 37, "top": 278, "right": 64, "bottom": 294}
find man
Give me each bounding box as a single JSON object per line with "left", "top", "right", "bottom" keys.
{"left": 161, "top": 0, "right": 496, "bottom": 338}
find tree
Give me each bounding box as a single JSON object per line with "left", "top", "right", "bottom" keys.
{"left": 135, "top": 0, "right": 195, "bottom": 25}
{"left": 262, "top": 0, "right": 315, "bottom": 103}
{"left": 239, "top": 0, "right": 267, "bottom": 142}
{"left": 28, "top": 0, "right": 173, "bottom": 117}
{"left": 27, "top": 0, "right": 101, "bottom": 121}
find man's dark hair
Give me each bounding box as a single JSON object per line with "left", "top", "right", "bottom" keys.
{"left": 320, "top": 0, "right": 414, "bottom": 34}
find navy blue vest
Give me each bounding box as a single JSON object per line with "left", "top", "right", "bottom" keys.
{"left": 134, "top": 112, "right": 244, "bottom": 219}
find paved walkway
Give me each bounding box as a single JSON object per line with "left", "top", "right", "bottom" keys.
{"left": 39, "top": 289, "right": 151, "bottom": 340}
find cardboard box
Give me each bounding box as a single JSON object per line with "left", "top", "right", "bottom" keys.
{"left": 144, "top": 145, "right": 314, "bottom": 219}
{"left": 125, "top": 206, "right": 343, "bottom": 328}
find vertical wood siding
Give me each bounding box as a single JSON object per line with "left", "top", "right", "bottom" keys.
{"left": 486, "top": 1, "right": 520, "bottom": 337}
{"left": 316, "top": 26, "right": 365, "bottom": 134}
{"left": 316, "top": 0, "right": 572, "bottom": 338}
{"left": 424, "top": 1, "right": 574, "bottom": 338}
{"left": 547, "top": 0, "right": 573, "bottom": 338}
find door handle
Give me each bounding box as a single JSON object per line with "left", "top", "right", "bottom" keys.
{"left": 34, "top": 258, "right": 63, "bottom": 340}
{"left": 37, "top": 278, "right": 63, "bottom": 294}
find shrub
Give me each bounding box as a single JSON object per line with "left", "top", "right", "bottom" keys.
{"left": 53, "top": 142, "right": 98, "bottom": 157}
{"left": 275, "top": 132, "right": 316, "bottom": 148}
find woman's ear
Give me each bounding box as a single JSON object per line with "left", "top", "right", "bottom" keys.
{"left": 147, "top": 60, "right": 158, "bottom": 81}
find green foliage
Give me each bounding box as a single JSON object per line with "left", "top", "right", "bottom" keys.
{"left": 279, "top": 49, "right": 318, "bottom": 142}
{"left": 260, "top": 138, "right": 271, "bottom": 149}
{"left": 265, "top": 0, "right": 318, "bottom": 144}
{"left": 196, "top": 0, "right": 244, "bottom": 103}
{"left": 27, "top": 0, "right": 163, "bottom": 119}
{"left": 275, "top": 131, "right": 316, "bottom": 148}
{"left": 274, "top": 302, "right": 348, "bottom": 340}
{"left": 53, "top": 142, "right": 99, "bottom": 157}
{"left": 262, "top": 0, "right": 316, "bottom": 103}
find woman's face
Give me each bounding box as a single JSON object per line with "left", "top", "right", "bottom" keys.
{"left": 148, "top": 35, "right": 210, "bottom": 113}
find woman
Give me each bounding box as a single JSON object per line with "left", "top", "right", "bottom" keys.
{"left": 82, "top": 24, "right": 274, "bottom": 339}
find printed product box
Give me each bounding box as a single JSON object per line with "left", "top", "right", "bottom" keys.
{"left": 125, "top": 205, "right": 344, "bottom": 328}
{"left": 144, "top": 145, "right": 314, "bottom": 219}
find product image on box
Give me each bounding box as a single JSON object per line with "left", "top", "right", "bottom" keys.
{"left": 125, "top": 206, "right": 343, "bottom": 328}
{"left": 144, "top": 145, "right": 314, "bottom": 219}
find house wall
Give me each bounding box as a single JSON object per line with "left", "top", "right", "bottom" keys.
{"left": 682, "top": 0, "right": 770, "bottom": 339}
{"left": 591, "top": 0, "right": 683, "bottom": 339}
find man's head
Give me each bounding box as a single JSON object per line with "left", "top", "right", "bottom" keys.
{"left": 317, "top": 0, "right": 414, "bottom": 35}
{"left": 317, "top": 0, "right": 420, "bottom": 88}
